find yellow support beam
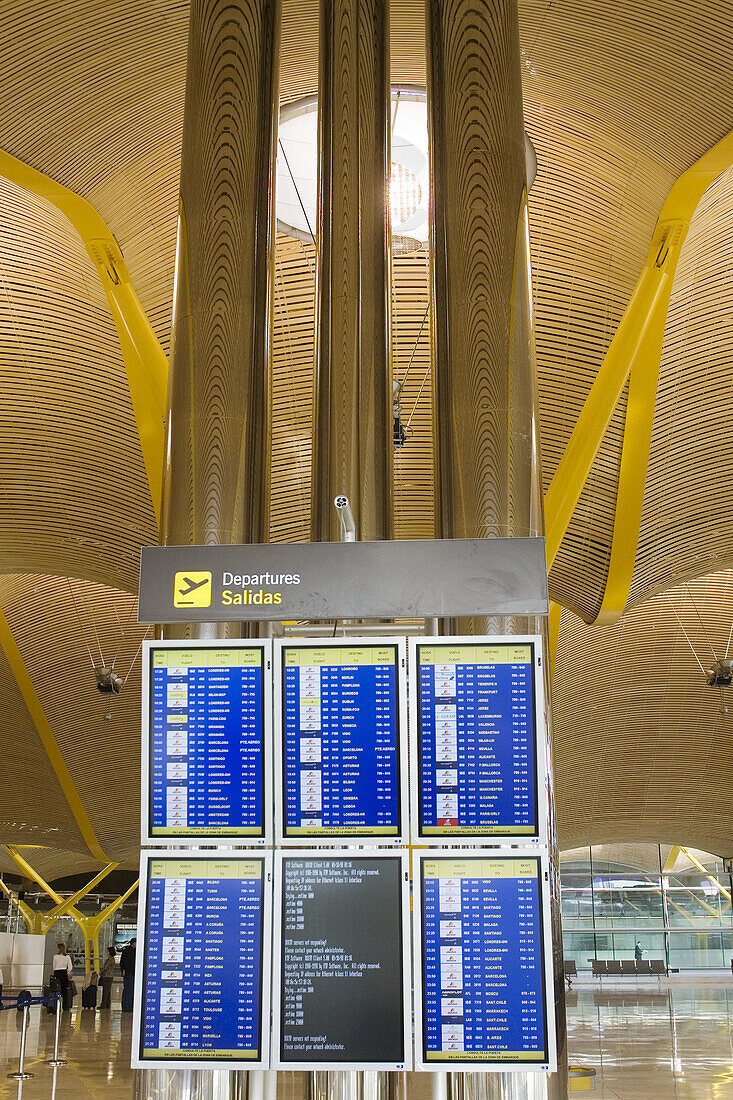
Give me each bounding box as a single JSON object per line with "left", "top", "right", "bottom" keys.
{"left": 45, "top": 861, "right": 119, "bottom": 920}
{"left": 0, "top": 611, "right": 111, "bottom": 863}
{"left": 2, "top": 845, "right": 80, "bottom": 915}
{"left": 1, "top": 851, "right": 133, "bottom": 949}
{"left": 0, "top": 878, "right": 44, "bottom": 934}
{"left": 544, "top": 131, "right": 733, "bottom": 620}
{"left": 0, "top": 148, "right": 168, "bottom": 524}
{"left": 548, "top": 600, "right": 561, "bottom": 684}
{"left": 681, "top": 848, "right": 732, "bottom": 904}
{"left": 663, "top": 846, "right": 681, "bottom": 873}
{"left": 76, "top": 880, "right": 139, "bottom": 971}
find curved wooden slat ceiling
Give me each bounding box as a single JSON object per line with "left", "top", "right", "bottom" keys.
{"left": 0, "top": 0, "right": 730, "bottom": 873}
{"left": 554, "top": 571, "right": 733, "bottom": 853}
{"left": 0, "top": 575, "right": 147, "bottom": 866}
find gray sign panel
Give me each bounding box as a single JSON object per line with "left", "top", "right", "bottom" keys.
{"left": 137, "top": 537, "right": 548, "bottom": 623}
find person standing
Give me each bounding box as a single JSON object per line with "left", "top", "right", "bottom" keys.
{"left": 635, "top": 939, "right": 644, "bottom": 961}
{"left": 119, "top": 938, "right": 136, "bottom": 1012}
{"left": 99, "top": 946, "right": 115, "bottom": 1009}
{"left": 52, "top": 943, "right": 73, "bottom": 1009}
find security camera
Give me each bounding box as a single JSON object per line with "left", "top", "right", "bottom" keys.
{"left": 95, "top": 667, "right": 123, "bottom": 695}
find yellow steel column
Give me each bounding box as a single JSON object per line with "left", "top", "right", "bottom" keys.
{"left": 544, "top": 130, "right": 733, "bottom": 620}
{"left": 0, "top": 150, "right": 168, "bottom": 523}
{"left": 0, "top": 615, "right": 111, "bottom": 863}
{"left": 548, "top": 601, "right": 561, "bottom": 685}
{"left": 0, "top": 879, "right": 43, "bottom": 935}
{"left": 44, "top": 862, "right": 119, "bottom": 921}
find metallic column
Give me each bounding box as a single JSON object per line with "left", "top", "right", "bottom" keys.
{"left": 312, "top": 0, "right": 392, "bottom": 542}
{"left": 135, "top": 1, "right": 279, "bottom": 1098}
{"left": 164, "top": 0, "right": 280, "bottom": 551}
{"left": 426, "top": 1, "right": 567, "bottom": 1097}
{"left": 427, "top": 0, "right": 539, "bottom": 554}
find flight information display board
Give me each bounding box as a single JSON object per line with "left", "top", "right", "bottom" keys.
{"left": 132, "top": 852, "right": 272, "bottom": 1069}
{"left": 142, "top": 640, "right": 271, "bottom": 843}
{"left": 276, "top": 639, "right": 407, "bottom": 843}
{"left": 272, "top": 851, "right": 411, "bottom": 1069}
{"left": 410, "top": 636, "right": 544, "bottom": 842}
{"left": 414, "top": 852, "right": 555, "bottom": 1072}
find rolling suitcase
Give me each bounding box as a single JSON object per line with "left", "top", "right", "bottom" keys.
{"left": 81, "top": 983, "right": 98, "bottom": 1009}
{"left": 44, "top": 976, "right": 60, "bottom": 1014}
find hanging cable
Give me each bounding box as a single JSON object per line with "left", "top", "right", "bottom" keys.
{"left": 109, "top": 598, "right": 138, "bottom": 672}
{"left": 684, "top": 583, "right": 718, "bottom": 661}
{"left": 66, "top": 579, "right": 97, "bottom": 671}
{"left": 725, "top": 622, "right": 733, "bottom": 661}
{"left": 668, "top": 597, "right": 708, "bottom": 677}
{"left": 406, "top": 357, "right": 432, "bottom": 430}
{"left": 279, "top": 139, "right": 317, "bottom": 250}
{"left": 400, "top": 301, "right": 430, "bottom": 388}
{"left": 123, "top": 624, "right": 153, "bottom": 687}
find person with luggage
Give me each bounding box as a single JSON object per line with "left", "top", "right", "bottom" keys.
{"left": 120, "top": 938, "right": 136, "bottom": 1012}
{"left": 52, "top": 943, "right": 73, "bottom": 1009}
{"left": 82, "top": 970, "right": 99, "bottom": 1009}
{"left": 99, "top": 946, "right": 115, "bottom": 1010}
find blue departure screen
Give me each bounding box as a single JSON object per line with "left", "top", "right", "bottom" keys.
{"left": 420, "top": 856, "right": 549, "bottom": 1065}
{"left": 148, "top": 646, "right": 265, "bottom": 838}
{"left": 140, "top": 857, "right": 266, "bottom": 1063}
{"left": 281, "top": 644, "right": 401, "bottom": 838}
{"left": 416, "top": 642, "right": 538, "bottom": 838}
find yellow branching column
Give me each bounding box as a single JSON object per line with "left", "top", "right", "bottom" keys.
{"left": 312, "top": 0, "right": 392, "bottom": 542}
{"left": 425, "top": 0, "right": 567, "bottom": 1097}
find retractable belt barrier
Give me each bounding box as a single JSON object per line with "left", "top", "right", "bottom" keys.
{"left": 0, "top": 992, "right": 67, "bottom": 1079}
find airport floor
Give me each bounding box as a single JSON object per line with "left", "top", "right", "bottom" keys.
{"left": 0, "top": 978, "right": 732, "bottom": 1098}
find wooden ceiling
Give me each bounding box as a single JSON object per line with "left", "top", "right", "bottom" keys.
{"left": 0, "top": 0, "right": 731, "bottom": 874}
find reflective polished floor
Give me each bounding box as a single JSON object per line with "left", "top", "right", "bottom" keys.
{"left": 0, "top": 978, "right": 732, "bottom": 1098}
{"left": 566, "top": 976, "right": 733, "bottom": 1098}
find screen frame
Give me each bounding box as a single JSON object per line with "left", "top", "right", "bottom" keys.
{"left": 408, "top": 634, "right": 547, "bottom": 845}
{"left": 131, "top": 848, "right": 273, "bottom": 1070}
{"left": 273, "top": 637, "right": 409, "bottom": 846}
{"left": 140, "top": 638, "right": 273, "bottom": 845}
{"left": 412, "top": 847, "right": 556, "bottom": 1073}
{"left": 271, "top": 847, "right": 412, "bottom": 1071}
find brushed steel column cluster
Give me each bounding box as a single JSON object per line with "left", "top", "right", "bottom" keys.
{"left": 427, "top": 0, "right": 541, "bottom": 551}
{"left": 312, "top": 0, "right": 392, "bottom": 542}
{"left": 164, "top": 0, "right": 280, "bottom": 549}
{"left": 426, "top": 3, "right": 566, "bottom": 1097}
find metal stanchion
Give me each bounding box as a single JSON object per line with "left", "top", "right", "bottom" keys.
{"left": 46, "top": 995, "right": 67, "bottom": 1066}
{"left": 7, "top": 1002, "right": 33, "bottom": 1080}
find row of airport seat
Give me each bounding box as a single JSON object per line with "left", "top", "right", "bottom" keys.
{"left": 563, "top": 959, "right": 666, "bottom": 985}
{"left": 590, "top": 959, "right": 666, "bottom": 977}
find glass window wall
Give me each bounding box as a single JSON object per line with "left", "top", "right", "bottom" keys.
{"left": 561, "top": 845, "right": 733, "bottom": 970}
